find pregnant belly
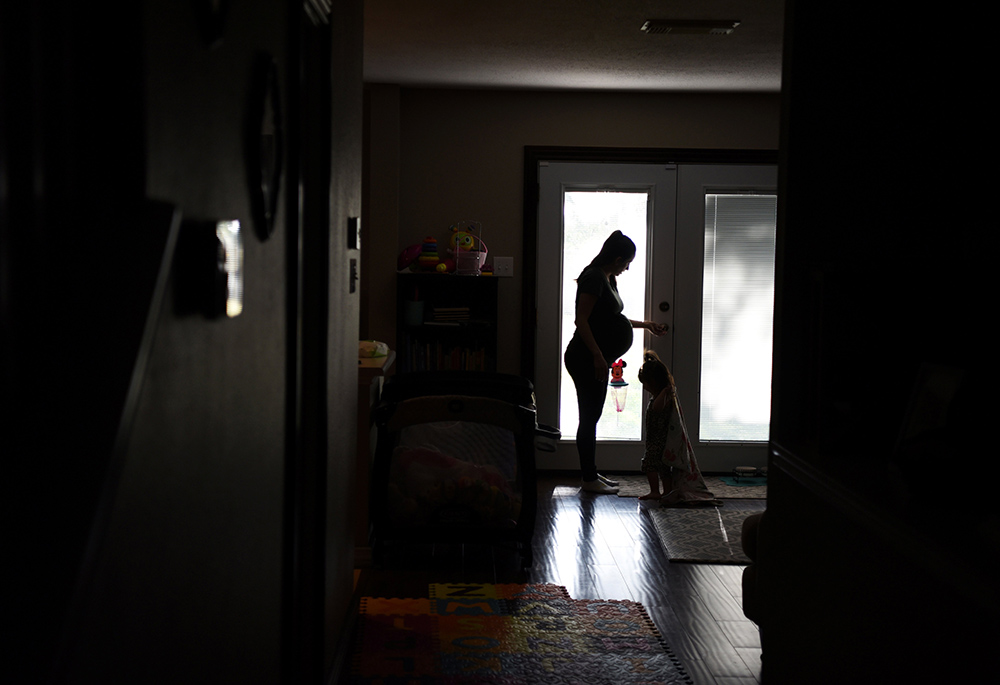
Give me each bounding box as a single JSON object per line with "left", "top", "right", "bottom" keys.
{"left": 594, "top": 314, "right": 633, "bottom": 362}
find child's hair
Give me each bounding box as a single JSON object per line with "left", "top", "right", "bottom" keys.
{"left": 637, "top": 350, "right": 675, "bottom": 391}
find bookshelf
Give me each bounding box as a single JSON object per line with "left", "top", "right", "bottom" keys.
{"left": 396, "top": 273, "right": 498, "bottom": 373}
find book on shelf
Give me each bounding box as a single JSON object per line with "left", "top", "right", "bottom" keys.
{"left": 400, "top": 334, "right": 489, "bottom": 373}
{"left": 430, "top": 306, "right": 471, "bottom": 323}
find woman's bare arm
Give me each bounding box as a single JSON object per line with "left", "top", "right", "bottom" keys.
{"left": 575, "top": 293, "right": 607, "bottom": 380}
{"left": 629, "top": 319, "right": 668, "bottom": 336}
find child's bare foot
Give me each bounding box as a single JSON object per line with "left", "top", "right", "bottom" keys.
{"left": 639, "top": 492, "right": 661, "bottom": 500}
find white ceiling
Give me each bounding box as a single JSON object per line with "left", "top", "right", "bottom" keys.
{"left": 363, "top": 0, "right": 785, "bottom": 92}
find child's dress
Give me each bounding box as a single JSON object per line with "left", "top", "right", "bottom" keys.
{"left": 643, "top": 390, "right": 718, "bottom": 505}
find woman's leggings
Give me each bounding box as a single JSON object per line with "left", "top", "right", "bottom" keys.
{"left": 564, "top": 342, "right": 608, "bottom": 482}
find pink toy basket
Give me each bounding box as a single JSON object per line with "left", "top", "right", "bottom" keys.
{"left": 455, "top": 239, "right": 488, "bottom": 275}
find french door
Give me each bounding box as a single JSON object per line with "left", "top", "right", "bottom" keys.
{"left": 535, "top": 161, "right": 777, "bottom": 473}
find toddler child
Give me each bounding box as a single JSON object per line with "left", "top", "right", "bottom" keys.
{"left": 637, "top": 351, "right": 719, "bottom": 506}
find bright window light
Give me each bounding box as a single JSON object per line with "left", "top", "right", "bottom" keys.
{"left": 559, "top": 190, "right": 648, "bottom": 441}
{"left": 699, "top": 194, "right": 777, "bottom": 442}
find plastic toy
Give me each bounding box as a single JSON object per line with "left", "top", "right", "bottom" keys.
{"left": 417, "top": 236, "right": 440, "bottom": 270}
{"left": 449, "top": 226, "right": 476, "bottom": 252}
{"left": 609, "top": 359, "right": 629, "bottom": 414}
{"left": 397, "top": 243, "right": 422, "bottom": 271}
{"left": 610, "top": 358, "right": 627, "bottom": 384}
{"left": 449, "top": 222, "right": 488, "bottom": 275}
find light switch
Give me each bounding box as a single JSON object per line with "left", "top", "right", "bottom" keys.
{"left": 494, "top": 256, "right": 513, "bottom": 277}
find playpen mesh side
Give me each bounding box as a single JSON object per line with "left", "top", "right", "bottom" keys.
{"left": 382, "top": 398, "right": 527, "bottom": 530}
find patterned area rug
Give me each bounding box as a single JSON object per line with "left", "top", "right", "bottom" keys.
{"left": 615, "top": 474, "right": 767, "bottom": 500}
{"left": 648, "top": 505, "right": 757, "bottom": 564}
{"left": 349, "top": 582, "right": 693, "bottom": 684}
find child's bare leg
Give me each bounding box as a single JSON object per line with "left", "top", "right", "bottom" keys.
{"left": 658, "top": 469, "right": 674, "bottom": 499}
{"left": 639, "top": 472, "right": 661, "bottom": 500}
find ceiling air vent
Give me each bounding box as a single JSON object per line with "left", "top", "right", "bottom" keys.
{"left": 641, "top": 19, "right": 741, "bottom": 35}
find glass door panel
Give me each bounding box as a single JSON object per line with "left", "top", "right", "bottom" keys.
{"left": 673, "top": 164, "right": 778, "bottom": 471}
{"left": 700, "top": 193, "right": 778, "bottom": 441}
{"left": 539, "top": 162, "right": 778, "bottom": 473}
{"left": 536, "top": 162, "right": 676, "bottom": 473}
{"left": 559, "top": 190, "right": 649, "bottom": 441}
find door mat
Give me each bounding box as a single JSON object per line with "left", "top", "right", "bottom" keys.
{"left": 718, "top": 476, "right": 768, "bottom": 488}
{"left": 647, "top": 506, "right": 756, "bottom": 564}
{"left": 349, "top": 582, "right": 693, "bottom": 683}
{"left": 615, "top": 474, "right": 766, "bottom": 500}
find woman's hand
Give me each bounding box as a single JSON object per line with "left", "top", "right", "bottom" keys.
{"left": 636, "top": 321, "right": 668, "bottom": 336}
{"left": 592, "top": 352, "right": 608, "bottom": 381}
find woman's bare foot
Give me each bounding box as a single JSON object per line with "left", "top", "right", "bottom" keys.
{"left": 639, "top": 492, "right": 661, "bottom": 500}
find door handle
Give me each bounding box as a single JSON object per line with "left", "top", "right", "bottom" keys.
{"left": 658, "top": 301, "right": 670, "bottom": 312}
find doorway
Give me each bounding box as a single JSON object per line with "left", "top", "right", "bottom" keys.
{"left": 528, "top": 154, "right": 777, "bottom": 473}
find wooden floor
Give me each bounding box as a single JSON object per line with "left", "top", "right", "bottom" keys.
{"left": 353, "top": 472, "right": 765, "bottom": 684}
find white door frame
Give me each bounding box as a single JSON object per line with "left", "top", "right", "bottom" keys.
{"left": 535, "top": 161, "right": 677, "bottom": 472}
{"left": 533, "top": 159, "right": 777, "bottom": 473}
{"left": 672, "top": 164, "right": 778, "bottom": 472}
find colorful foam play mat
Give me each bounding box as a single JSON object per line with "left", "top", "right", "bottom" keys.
{"left": 348, "top": 582, "right": 693, "bottom": 683}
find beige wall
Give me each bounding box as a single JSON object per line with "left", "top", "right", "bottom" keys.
{"left": 363, "top": 87, "right": 781, "bottom": 375}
